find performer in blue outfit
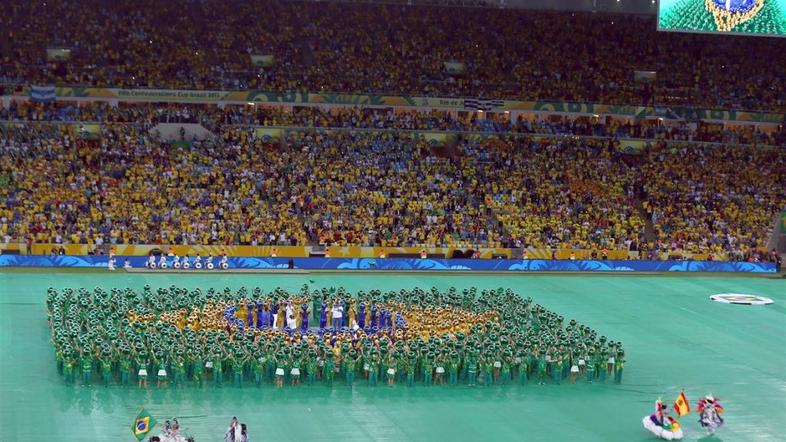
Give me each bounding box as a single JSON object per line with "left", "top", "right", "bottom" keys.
{"left": 358, "top": 302, "right": 366, "bottom": 329}
{"left": 319, "top": 302, "right": 327, "bottom": 329}
{"left": 256, "top": 300, "right": 264, "bottom": 329}
{"left": 370, "top": 305, "right": 378, "bottom": 329}
{"left": 259, "top": 303, "right": 271, "bottom": 330}
{"left": 247, "top": 302, "right": 255, "bottom": 328}
{"left": 300, "top": 303, "right": 309, "bottom": 332}
{"left": 380, "top": 308, "right": 388, "bottom": 330}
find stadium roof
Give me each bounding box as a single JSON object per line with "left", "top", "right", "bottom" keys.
{"left": 499, "top": 0, "right": 657, "bottom": 14}
{"left": 314, "top": 0, "right": 659, "bottom": 15}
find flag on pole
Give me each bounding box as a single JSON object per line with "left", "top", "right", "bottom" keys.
{"left": 132, "top": 408, "right": 156, "bottom": 440}
{"left": 673, "top": 391, "right": 690, "bottom": 416}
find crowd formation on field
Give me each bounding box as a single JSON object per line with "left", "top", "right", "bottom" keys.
{"left": 49, "top": 285, "right": 625, "bottom": 387}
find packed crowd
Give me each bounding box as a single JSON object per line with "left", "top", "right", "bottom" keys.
{"left": 659, "top": 0, "right": 785, "bottom": 34}
{"left": 0, "top": 122, "right": 305, "bottom": 247}
{"left": 2, "top": 0, "right": 785, "bottom": 111}
{"left": 48, "top": 285, "right": 624, "bottom": 387}
{"left": 640, "top": 143, "right": 786, "bottom": 260}
{"left": 2, "top": 100, "right": 784, "bottom": 146}
{"left": 462, "top": 136, "right": 646, "bottom": 251}
{"left": 1, "top": 120, "right": 784, "bottom": 259}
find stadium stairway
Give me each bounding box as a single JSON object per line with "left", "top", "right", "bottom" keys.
{"left": 151, "top": 123, "right": 215, "bottom": 142}
{"left": 766, "top": 212, "right": 786, "bottom": 265}
{"left": 624, "top": 158, "right": 656, "bottom": 244}
{"left": 633, "top": 196, "right": 656, "bottom": 245}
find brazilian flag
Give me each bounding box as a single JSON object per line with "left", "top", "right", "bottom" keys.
{"left": 132, "top": 408, "right": 156, "bottom": 440}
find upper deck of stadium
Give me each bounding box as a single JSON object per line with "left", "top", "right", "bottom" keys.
{"left": 1, "top": 0, "right": 784, "bottom": 112}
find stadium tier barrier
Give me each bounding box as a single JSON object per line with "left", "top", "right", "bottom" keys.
{"left": 5, "top": 86, "right": 785, "bottom": 124}
{"left": 21, "top": 244, "right": 722, "bottom": 261}
{"left": 0, "top": 255, "right": 775, "bottom": 272}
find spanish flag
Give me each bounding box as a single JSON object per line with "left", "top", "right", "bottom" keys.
{"left": 132, "top": 408, "right": 156, "bottom": 440}
{"left": 673, "top": 391, "right": 690, "bottom": 417}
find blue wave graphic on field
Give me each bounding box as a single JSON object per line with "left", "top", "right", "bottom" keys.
{"left": 0, "top": 255, "right": 775, "bottom": 273}
{"left": 232, "top": 258, "right": 290, "bottom": 269}
{"left": 507, "top": 260, "right": 634, "bottom": 271}
{"left": 335, "top": 259, "right": 378, "bottom": 270}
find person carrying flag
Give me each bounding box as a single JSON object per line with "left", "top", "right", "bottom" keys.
{"left": 132, "top": 408, "right": 156, "bottom": 441}
{"left": 673, "top": 391, "right": 690, "bottom": 417}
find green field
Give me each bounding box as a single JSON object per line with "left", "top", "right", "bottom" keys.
{"left": 0, "top": 269, "right": 784, "bottom": 441}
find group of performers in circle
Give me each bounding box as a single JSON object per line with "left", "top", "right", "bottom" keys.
{"left": 47, "top": 285, "right": 625, "bottom": 389}
{"left": 643, "top": 396, "right": 725, "bottom": 439}
{"left": 145, "top": 252, "right": 229, "bottom": 270}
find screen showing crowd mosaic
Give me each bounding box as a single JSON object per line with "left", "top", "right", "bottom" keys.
{"left": 658, "top": 0, "right": 786, "bottom": 36}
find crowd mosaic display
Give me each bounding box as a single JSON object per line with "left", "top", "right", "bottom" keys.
{"left": 47, "top": 285, "right": 625, "bottom": 387}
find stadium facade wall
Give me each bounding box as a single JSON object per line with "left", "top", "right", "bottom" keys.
{"left": 0, "top": 255, "right": 775, "bottom": 272}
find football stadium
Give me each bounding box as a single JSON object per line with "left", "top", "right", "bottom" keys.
{"left": 0, "top": 1, "right": 785, "bottom": 441}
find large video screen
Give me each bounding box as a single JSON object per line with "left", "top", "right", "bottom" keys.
{"left": 658, "top": 0, "right": 786, "bottom": 36}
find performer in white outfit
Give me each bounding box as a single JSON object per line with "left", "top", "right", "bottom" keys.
{"left": 642, "top": 398, "right": 683, "bottom": 440}
{"left": 331, "top": 302, "right": 344, "bottom": 330}
{"left": 285, "top": 302, "right": 297, "bottom": 330}
{"left": 234, "top": 422, "right": 242, "bottom": 442}
{"left": 225, "top": 417, "right": 240, "bottom": 442}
